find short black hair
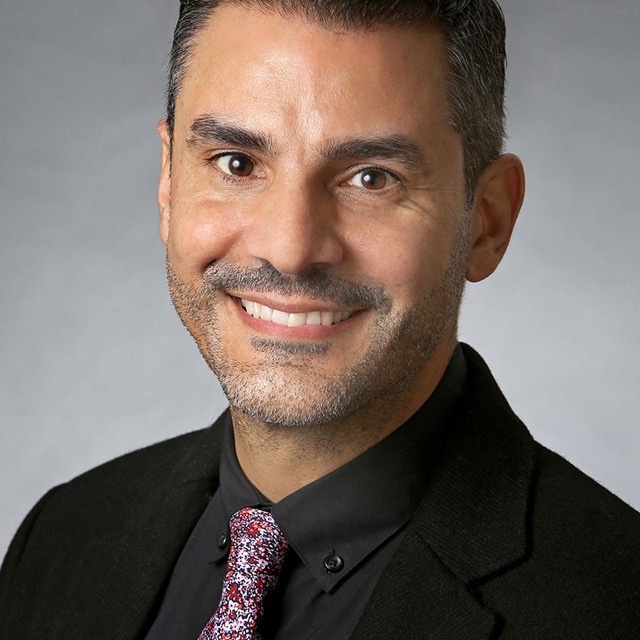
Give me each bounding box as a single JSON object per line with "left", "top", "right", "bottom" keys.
{"left": 167, "top": 0, "right": 507, "bottom": 197}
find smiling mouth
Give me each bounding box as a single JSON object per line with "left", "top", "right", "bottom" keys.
{"left": 240, "top": 298, "right": 355, "bottom": 327}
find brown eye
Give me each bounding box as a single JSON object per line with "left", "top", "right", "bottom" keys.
{"left": 348, "top": 168, "right": 396, "bottom": 191}
{"left": 215, "top": 153, "right": 256, "bottom": 177}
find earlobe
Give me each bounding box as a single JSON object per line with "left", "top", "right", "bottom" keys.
{"left": 157, "top": 118, "right": 172, "bottom": 245}
{"left": 466, "top": 153, "right": 525, "bottom": 283}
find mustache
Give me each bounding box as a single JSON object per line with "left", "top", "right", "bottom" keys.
{"left": 203, "top": 261, "right": 390, "bottom": 310}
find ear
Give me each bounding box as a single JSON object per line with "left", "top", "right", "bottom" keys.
{"left": 157, "top": 118, "right": 172, "bottom": 246}
{"left": 466, "top": 153, "right": 525, "bottom": 283}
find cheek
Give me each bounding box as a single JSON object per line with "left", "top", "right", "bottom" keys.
{"left": 167, "top": 198, "right": 248, "bottom": 277}
{"left": 352, "top": 220, "right": 445, "bottom": 302}
{"left": 166, "top": 154, "right": 250, "bottom": 275}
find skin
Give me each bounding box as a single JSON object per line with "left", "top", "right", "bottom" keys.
{"left": 157, "top": 5, "right": 525, "bottom": 501}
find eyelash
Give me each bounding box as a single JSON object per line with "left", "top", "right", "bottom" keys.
{"left": 204, "top": 152, "right": 403, "bottom": 194}
{"left": 343, "top": 166, "right": 402, "bottom": 193}
{"left": 205, "top": 151, "right": 260, "bottom": 183}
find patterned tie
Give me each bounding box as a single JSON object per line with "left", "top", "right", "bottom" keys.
{"left": 199, "top": 507, "right": 289, "bottom": 640}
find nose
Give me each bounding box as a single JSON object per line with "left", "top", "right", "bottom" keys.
{"left": 244, "top": 181, "right": 344, "bottom": 275}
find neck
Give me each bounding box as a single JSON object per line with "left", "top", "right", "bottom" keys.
{"left": 230, "top": 337, "right": 456, "bottom": 503}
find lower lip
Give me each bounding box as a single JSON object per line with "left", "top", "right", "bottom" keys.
{"left": 232, "top": 297, "right": 358, "bottom": 339}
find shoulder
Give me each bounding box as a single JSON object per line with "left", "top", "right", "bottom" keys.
{"left": 480, "top": 443, "right": 640, "bottom": 636}
{"left": 66, "top": 417, "right": 225, "bottom": 489}
{"left": 531, "top": 442, "right": 640, "bottom": 561}
{"left": 30, "top": 412, "right": 225, "bottom": 517}
{"left": 442, "top": 346, "right": 640, "bottom": 631}
{"left": 36, "top": 416, "right": 225, "bottom": 514}
{"left": 0, "top": 414, "right": 226, "bottom": 620}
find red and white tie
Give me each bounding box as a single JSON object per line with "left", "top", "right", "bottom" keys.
{"left": 199, "top": 507, "right": 289, "bottom": 640}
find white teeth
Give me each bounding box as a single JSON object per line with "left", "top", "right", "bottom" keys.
{"left": 259, "top": 305, "right": 272, "bottom": 322}
{"left": 288, "top": 313, "right": 307, "bottom": 327}
{"left": 241, "top": 299, "right": 353, "bottom": 327}
{"left": 271, "top": 309, "right": 289, "bottom": 325}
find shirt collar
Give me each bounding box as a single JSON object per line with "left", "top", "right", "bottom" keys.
{"left": 212, "top": 344, "right": 467, "bottom": 592}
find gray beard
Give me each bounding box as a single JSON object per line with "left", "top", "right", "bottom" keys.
{"left": 166, "top": 212, "right": 470, "bottom": 428}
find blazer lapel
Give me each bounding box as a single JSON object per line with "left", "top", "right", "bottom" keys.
{"left": 101, "top": 472, "right": 219, "bottom": 636}
{"left": 350, "top": 529, "right": 497, "bottom": 640}
{"left": 352, "top": 345, "right": 535, "bottom": 640}
{"left": 94, "top": 423, "right": 225, "bottom": 639}
{"left": 20, "top": 419, "right": 226, "bottom": 640}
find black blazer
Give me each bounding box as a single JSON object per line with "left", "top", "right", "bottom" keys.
{"left": 1, "top": 345, "right": 639, "bottom": 639}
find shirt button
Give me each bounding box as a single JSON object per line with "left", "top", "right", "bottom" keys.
{"left": 323, "top": 551, "right": 344, "bottom": 573}
{"left": 217, "top": 533, "right": 229, "bottom": 550}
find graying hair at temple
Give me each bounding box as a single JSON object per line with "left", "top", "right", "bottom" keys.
{"left": 166, "top": 0, "right": 507, "bottom": 198}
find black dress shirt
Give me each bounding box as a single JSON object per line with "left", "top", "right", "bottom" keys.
{"left": 145, "top": 345, "right": 466, "bottom": 640}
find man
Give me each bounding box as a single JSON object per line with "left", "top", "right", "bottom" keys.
{"left": 1, "top": 0, "right": 638, "bottom": 638}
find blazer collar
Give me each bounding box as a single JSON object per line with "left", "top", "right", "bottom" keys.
{"left": 75, "top": 416, "right": 226, "bottom": 639}
{"left": 351, "top": 344, "right": 535, "bottom": 640}
{"left": 97, "top": 346, "right": 532, "bottom": 640}
{"left": 414, "top": 343, "right": 534, "bottom": 583}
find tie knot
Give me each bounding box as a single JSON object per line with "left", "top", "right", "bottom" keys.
{"left": 227, "top": 507, "right": 288, "bottom": 587}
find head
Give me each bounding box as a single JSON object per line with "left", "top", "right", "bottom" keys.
{"left": 157, "top": 1, "right": 524, "bottom": 431}
{"left": 167, "top": 0, "right": 508, "bottom": 199}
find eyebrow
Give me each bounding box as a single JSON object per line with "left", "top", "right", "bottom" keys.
{"left": 187, "top": 115, "right": 275, "bottom": 156}
{"left": 320, "top": 135, "right": 426, "bottom": 172}
{"left": 187, "top": 114, "right": 426, "bottom": 171}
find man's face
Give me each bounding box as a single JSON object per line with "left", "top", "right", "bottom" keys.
{"left": 159, "top": 5, "right": 472, "bottom": 428}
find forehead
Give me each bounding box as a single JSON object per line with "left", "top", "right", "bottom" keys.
{"left": 175, "top": 4, "right": 453, "bottom": 146}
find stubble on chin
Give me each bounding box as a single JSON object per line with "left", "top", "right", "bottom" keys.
{"left": 164, "top": 212, "right": 470, "bottom": 430}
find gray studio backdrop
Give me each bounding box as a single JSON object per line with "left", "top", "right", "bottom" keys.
{"left": 1, "top": 1, "right": 638, "bottom": 556}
